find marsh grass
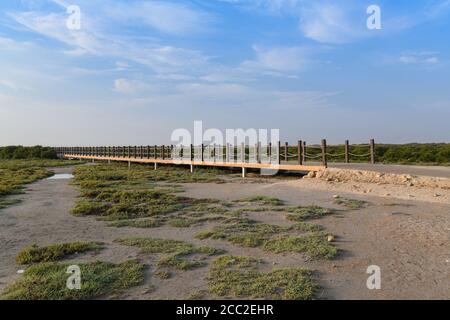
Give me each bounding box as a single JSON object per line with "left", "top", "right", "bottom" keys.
{"left": 0, "top": 198, "right": 21, "bottom": 210}
{"left": 115, "top": 237, "right": 224, "bottom": 271}
{"left": 263, "top": 234, "right": 338, "bottom": 259}
{"left": 108, "top": 218, "right": 166, "bottom": 228}
{"left": 196, "top": 215, "right": 336, "bottom": 259}
{"left": 234, "top": 196, "right": 285, "bottom": 206}
{"left": 284, "top": 206, "right": 334, "bottom": 221}
{"left": 0, "top": 260, "right": 144, "bottom": 300}
{"left": 16, "top": 242, "right": 102, "bottom": 264}
{"left": 71, "top": 164, "right": 233, "bottom": 224}
{"left": 196, "top": 218, "right": 286, "bottom": 247}
{"left": 0, "top": 167, "right": 52, "bottom": 197}
{"left": 208, "top": 255, "right": 317, "bottom": 300}
{"left": 334, "top": 197, "right": 369, "bottom": 210}
{"left": 155, "top": 270, "right": 172, "bottom": 279}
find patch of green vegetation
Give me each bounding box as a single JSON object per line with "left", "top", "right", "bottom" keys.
{"left": 186, "top": 290, "right": 208, "bottom": 300}
{"left": 70, "top": 164, "right": 232, "bottom": 225}
{"left": 71, "top": 200, "right": 110, "bottom": 216}
{"left": 0, "top": 260, "right": 144, "bottom": 300}
{"left": 263, "top": 234, "right": 338, "bottom": 259}
{"left": 289, "top": 222, "right": 323, "bottom": 232}
{"left": 196, "top": 217, "right": 335, "bottom": 259}
{"left": 285, "top": 206, "right": 334, "bottom": 221}
{"left": 108, "top": 218, "right": 166, "bottom": 228}
{"left": 0, "top": 167, "right": 52, "bottom": 197}
{"left": 234, "top": 196, "right": 284, "bottom": 206}
{"left": 208, "top": 255, "right": 317, "bottom": 300}
{"left": 196, "top": 218, "right": 286, "bottom": 247}
{"left": 16, "top": 242, "right": 102, "bottom": 264}
{"left": 116, "top": 237, "right": 220, "bottom": 255}
{"left": 0, "top": 198, "right": 21, "bottom": 210}
{"left": 115, "top": 237, "right": 223, "bottom": 271}
{"left": 334, "top": 197, "right": 369, "bottom": 210}
{"left": 167, "top": 216, "right": 224, "bottom": 228}
{"left": 155, "top": 270, "right": 172, "bottom": 279}
{"left": 157, "top": 255, "right": 206, "bottom": 271}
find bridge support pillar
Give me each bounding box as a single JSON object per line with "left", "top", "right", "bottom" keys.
{"left": 154, "top": 163, "right": 158, "bottom": 170}
{"left": 242, "top": 167, "right": 247, "bottom": 178}
{"left": 128, "top": 161, "right": 131, "bottom": 169}
{"left": 190, "top": 164, "right": 194, "bottom": 173}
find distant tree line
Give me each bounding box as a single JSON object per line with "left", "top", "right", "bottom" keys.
{"left": 0, "top": 146, "right": 57, "bottom": 160}
{"left": 375, "top": 143, "right": 450, "bottom": 165}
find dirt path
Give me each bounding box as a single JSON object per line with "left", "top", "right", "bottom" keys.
{"left": 0, "top": 166, "right": 449, "bottom": 299}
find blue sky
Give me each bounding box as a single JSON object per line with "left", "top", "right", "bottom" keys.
{"left": 1, "top": 0, "right": 450, "bottom": 145}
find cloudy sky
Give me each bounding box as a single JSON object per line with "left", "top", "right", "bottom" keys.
{"left": 1, "top": 0, "right": 450, "bottom": 146}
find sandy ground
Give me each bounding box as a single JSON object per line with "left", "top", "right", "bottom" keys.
{"left": 0, "top": 166, "right": 449, "bottom": 300}
{"left": 329, "top": 163, "right": 450, "bottom": 179}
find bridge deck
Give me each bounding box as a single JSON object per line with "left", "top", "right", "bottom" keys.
{"left": 63, "top": 154, "right": 325, "bottom": 173}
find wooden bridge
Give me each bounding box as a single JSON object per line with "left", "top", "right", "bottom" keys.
{"left": 56, "top": 139, "right": 376, "bottom": 177}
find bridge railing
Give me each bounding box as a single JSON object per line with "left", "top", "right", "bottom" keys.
{"left": 54, "top": 139, "right": 377, "bottom": 168}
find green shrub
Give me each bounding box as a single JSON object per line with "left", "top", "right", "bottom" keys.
{"left": 1, "top": 260, "right": 144, "bottom": 300}
{"left": 16, "top": 242, "right": 102, "bottom": 264}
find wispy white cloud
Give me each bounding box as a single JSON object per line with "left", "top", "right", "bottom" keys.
{"left": 113, "top": 78, "right": 161, "bottom": 94}
{"left": 104, "top": 1, "right": 214, "bottom": 35}
{"left": 298, "top": 3, "right": 365, "bottom": 44}
{"left": 0, "top": 79, "right": 18, "bottom": 90}
{"left": 8, "top": 9, "right": 211, "bottom": 74}
{"left": 241, "top": 45, "right": 309, "bottom": 72}
{"left": 399, "top": 51, "right": 440, "bottom": 65}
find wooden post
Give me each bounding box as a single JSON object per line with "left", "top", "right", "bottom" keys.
{"left": 298, "top": 140, "right": 303, "bottom": 165}
{"left": 370, "top": 139, "right": 376, "bottom": 164}
{"left": 162, "top": 145, "right": 165, "bottom": 160}
{"left": 345, "top": 140, "right": 350, "bottom": 163}
{"left": 321, "top": 139, "right": 327, "bottom": 168}
{"left": 269, "top": 142, "right": 272, "bottom": 164}
{"left": 226, "top": 143, "right": 230, "bottom": 163}
{"left": 190, "top": 144, "right": 194, "bottom": 161}
{"left": 257, "top": 142, "right": 261, "bottom": 164}
{"left": 154, "top": 145, "right": 157, "bottom": 159}
{"left": 277, "top": 141, "right": 281, "bottom": 165}
{"left": 241, "top": 143, "right": 245, "bottom": 163}
{"left": 284, "top": 142, "right": 288, "bottom": 162}
{"left": 127, "top": 146, "right": 130, "bottom": 158}
{"left": 201, "top": 144, "right": 204, "bottom": 162}
{"left": 302, "top": 141, "right": 306, "bottom": 164}
{"left": 146, "top": 146, "right": 150, "bottom": 159}
{"left": 213, "top": 144, "right": 216, "bottom": 163}
{"left": 170, "top": 145, "right": 174, "bottom": 160}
